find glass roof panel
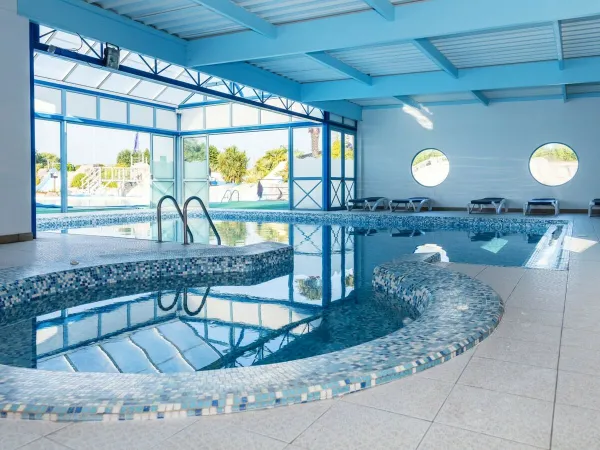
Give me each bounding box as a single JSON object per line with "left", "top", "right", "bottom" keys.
{"left": 176, "top": 70, "right": 197, "bottom": 85}
{"left": 184, "top": 93, "right": 206, "bottom": 104}
{"left": 125, "top": 53, "right": 154, "bottom": 73}
{"left": 35, "top": 53, "right": 77, "bottom": 81}
{"left": 64, "top": 65, "right": 110, "bottom": 88}
{"left": 33, "top": 26, "right": 327, "bottom": 117}
{"left": 155, "top": 87, "right": 192, "bottom": 105}
{"left": 99, "top": 73, "right": 141, "bottom": 94}
{"left": 129, "top": 80, "right": 167, "bottom": 99}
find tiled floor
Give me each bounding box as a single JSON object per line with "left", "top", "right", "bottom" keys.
{"left": 2, "top": 213, "right": 600, "bottom": 449}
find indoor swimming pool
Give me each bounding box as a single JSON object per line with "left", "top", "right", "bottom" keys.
{"left": 0, "top": 281, "right": 414, "bottom": 374}
{"left": 41, "top": 213, "right": 571, "bottom": 270}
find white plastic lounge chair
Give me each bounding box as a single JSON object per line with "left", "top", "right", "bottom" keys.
{"left": 468, "top": 197, "right": 507, "bottom": 215}
{"left": 589, "top": 199, "right": 600, "bottom": 217}
{"left": 524, "top": 198, "right": 559, "bottom": 216}
{"left": 347, "top": 197, "right": 389, "bottom": 211}
{"left": 389, "top": 197, "right": 432, "bottom": 213}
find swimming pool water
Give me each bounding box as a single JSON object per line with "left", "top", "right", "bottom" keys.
{"left": 0, "top": 278, "right": 414, "bottom": 374}
{"left": 47, "top": 218, "right": 569, "bottom": 270}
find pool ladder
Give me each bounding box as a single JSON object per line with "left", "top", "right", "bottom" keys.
{"left": 156, "top": 195, "right": 221, "bottom": 245}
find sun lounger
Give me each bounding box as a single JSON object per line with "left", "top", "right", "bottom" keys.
{"left": 389, "top": 229, "right": 424, "bottom": 237}
{"left": 389, "top": 197, "right": 432, "bottom": 213}
{"left": 468, "top": 231, "right": 503, "bottom": 242}
{"left": 347, "top": 197, "right": 389, "bottom": 211}
{"left": 589, "top": 199, "right": 600, "bottom": 217}
{"left": 524, "top": 198, "right": 559, "bottom": 215}
{"left": 349, "top": 227, "right": 378, "bottom": 236}
{"left": 468, "top": 197, "right": 507, "bottom": 214}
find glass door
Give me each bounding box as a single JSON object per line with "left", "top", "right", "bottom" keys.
{"left": 182, "top": 136, "right": 209, "bottom": 204}
{"left": 329, "top": 128, "right": 356, "bottom": 210}
{"left": 151, "top": 134, "right": 175, "bottom": 206}
{"left": 182, "top": 136, "right": 210, "bottom": 243}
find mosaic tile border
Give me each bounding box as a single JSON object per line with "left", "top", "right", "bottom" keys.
{"left": 38, "top": 208, "right": 570, "bottom": 234}
{"left": 0, "top": 252, "right": 503, "bottom": 422}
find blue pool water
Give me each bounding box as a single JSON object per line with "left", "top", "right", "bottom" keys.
{"left": 0, "top": 277, "right": 415, "bottom": 373}
{"left": 47, "top": 218, "right": 570, "bottom": 271}
{"left": 2, "top": 214, "right": 566, "bottom": 374}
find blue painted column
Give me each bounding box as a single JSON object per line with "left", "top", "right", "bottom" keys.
{"left": 60, "top": 119, "right": 68, "bottom": 213}
{"left": 29, "top": 22, "right": 39, "bottom": 236}
{"left": 322, "top": 114, "right": 331, "bottom": 211}
{"left": 322, "top": 225, "right": 332, "bottom": 307}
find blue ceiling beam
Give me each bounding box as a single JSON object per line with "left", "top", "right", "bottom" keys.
{"left": 472, "top": 90, "right": 490, "bottom": 106}
{"left": 18, "top": 0, "right": 187, "bottom": 65}
{"left": 561, "top": 85, "right": 568, "bottom": 102}
{"left": 412, "top": 38, "right": 458, "bottom": 78}
{"left": 553, "top": 20, "right": 565, "bottom": 69}
{"left": 188, "top": 0, "right": 277, "bottom": 38}
{"left": 198, "top": 62, "right": 362, "bottom": 120}
{"left": 393, "top": 96, "right": 422, "bottom": 110}
{"left": 363, "top": 0, "right": 395, "bottom": 21}
{"left": 305, "top": 52, "right": 372, "bottom": 85}
{"left": 187, "top": 0, "right": 600, "bottom": 66}
{"left": 301, "top": 56, "right": 600, "bottom": 102}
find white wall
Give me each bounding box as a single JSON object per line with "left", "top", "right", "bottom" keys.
{"left": 359, "top": 98, "right": 600, "bottom": 210}
{"left": 0, "top": 0, "right": 32, "bottom": 236}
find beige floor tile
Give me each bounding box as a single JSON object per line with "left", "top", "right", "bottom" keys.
{"left": 418, "top": 423, "right": 541, "bottom": 450}
{"left": 342, "top": 376, "right": 453, "bottom": 421}
{"left": 561, "top": 328, "right": 600, "bottom": 351}
{"left": 293, "top": 401, "right": 429, "bottom": 450}
{"left": 458, "top": 357, "right": 556, "bottom": 401}
{"left": 436, "top": 385, "right": 553, "bottom": 448}
{"left": 502, "top": 305, "right": 563, "bottom": 327}
{"left": 552, "top": 404, "right": 600, "bottom": 450}
{"left": 559, "top": 345, "right": 600, "bottom": 376}
{"left": 160, "top": 422, "right": 287, "bottom": 450}
{"left": 556, "top": 370, "right": 600, "bottom": 411}
{"left": 416, "top": 349, "right": 474, "bottom": 384}
{"left": 197, "top": 400, "right": 335, "bottom": 443}
{"left": 492, "top": 320, "right": 561, "bottom": 348}
{"left": 474, "top": 336, "right": 559, "bottom": 369}
{"left": 48, "top": 418, "right": 198, "bottom": 450}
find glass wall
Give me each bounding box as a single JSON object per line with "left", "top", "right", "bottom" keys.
{"left": 33, "top": 27, "right": 358, "bottom": 216}
{"left": 33, "top": 81, "right": 356, "bottom": 215}
{"left": 67, "top": 125, "right": 152, "bottom": 210}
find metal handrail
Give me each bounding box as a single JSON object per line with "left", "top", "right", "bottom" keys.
{"left": 183, "top": 287, "right": 210, "bottom": 316}
{"left": 183, "top": 196, "right": 222, "bottom": 246}
{"left": 156, "top": 195, "right": 194, "bottom": 243}
{"left": 220, "top": 189, "right": 240, "bottom": 203}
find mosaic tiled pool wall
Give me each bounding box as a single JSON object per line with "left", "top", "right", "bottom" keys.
{"left": 0, "top": 264, "right": 293, "bottom": 327}
{"left": 0, "top": 242, "right": 293, "bottom": 310}
{"left": 37, "top": 208, "right": 571, "bottom": 234}
{"left": 0, "top": 254, "right": 503, "bottom": 422}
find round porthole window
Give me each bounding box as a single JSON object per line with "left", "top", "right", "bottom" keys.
{"left": 411, "top": 149, "right": 449, "bottom": 187}
{"left": 529, "top": 143, "right": 578, "bottom": 186}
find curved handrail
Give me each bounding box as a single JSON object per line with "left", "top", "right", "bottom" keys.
{"left": 183, "top": 196, "right": 222, "bottom": 246}
{"left": 157, "top": 289, "right": 180, "bottom": 312}
{"left": 156, "top": 195, "right": 194, "bottom": 244}
{"left": 182, "top": 287, "right": 210, "bottom": 316}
